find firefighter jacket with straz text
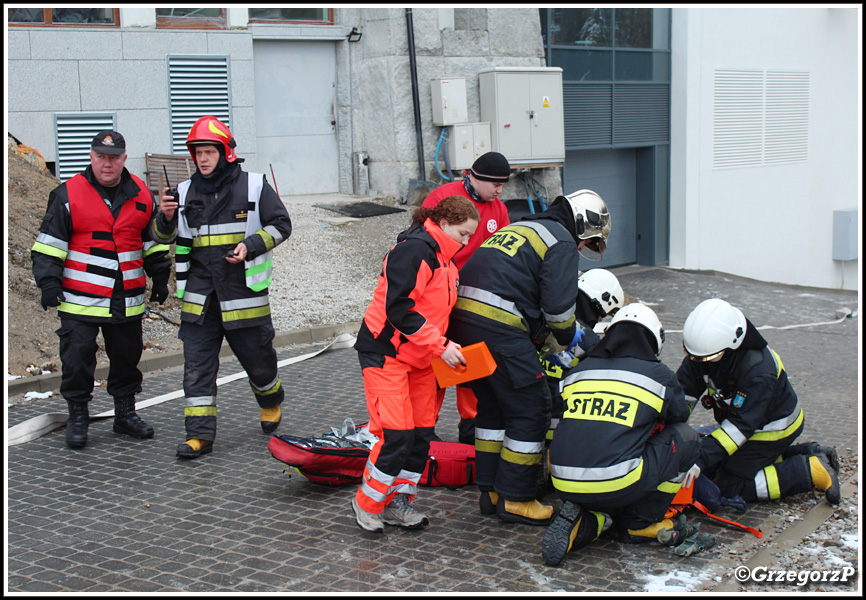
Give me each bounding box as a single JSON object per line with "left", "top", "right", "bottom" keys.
{"left": 450, "top": 219, "right": 580, "bottom": 347}
{"left": 155, "top": 167, "right": 292, "bottom": 329}
{"left": 354, "top": 219, "right": 463, "bottom": 370}
{"left": 677, "top": 344, "right": 803, "bottom": 475}
{"left": 550, "top": 355, "right": 691, "bottom": 501}
{"left": 31, "top": 166, "right": 171, "bottom": 322}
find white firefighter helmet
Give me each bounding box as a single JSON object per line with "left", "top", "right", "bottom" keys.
{"left": 562, "top": 189, "right": 611, "bottom": 261}
{"left": 578, "top": 268, "right": 624, "bottom": 319}
{"left": 609, "top": 302, "right": 665, "bottom": 356}
{"left": 682, "top": 298, "right": 747, "bottom": 362}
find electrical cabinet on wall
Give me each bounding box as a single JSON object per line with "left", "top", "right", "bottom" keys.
{"left": 479, "top": 67, "right": 565, "bottom": 165}
{"left": 445, "top": 123, "right": 491, "bottom": 171}
{"left": 431, "top": 78, "right": 468, "bottom": 126}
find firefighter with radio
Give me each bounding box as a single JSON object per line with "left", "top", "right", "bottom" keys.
{"left": 677, "top": 298, "right": 841, "bottom": 510}
{"left": 448, "top": 189, "right": 611, "bottom": 525}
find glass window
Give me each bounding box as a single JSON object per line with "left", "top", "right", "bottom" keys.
{"left": 248, "top": 8, "right": 332, "bottom": 23}
{"left": 9, "top": 7, "right": 118, "bottom": 26}
{"left": 552, "top": 49, "right": 612, "bottom": 82}
{"left": 549, "top": 8, "right": 612, "bottom": 47}
{"left": 156, "top": 8, "right": 225, "bottom": 29}
{"left": 156, "top": 8, "right": 222, "bottom": 18}
{"left": 615, "top": 51, "right": 671, "bottom": 82}
{"left": 614, "top": 8, "right": 669, "bottom": 49}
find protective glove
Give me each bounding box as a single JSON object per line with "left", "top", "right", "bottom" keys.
{"left": 683, "top": 464, "right": 701, "bottom": 488}
{"left": 40, "top": 285, "right": 64, "bottom": 310}
{"left": 149, "top": 277, "right": 169, "bottom": 304}
{"left": 547, "top": 350, "right": 575, "bottom": 370}
{"left": 567, "top": 327, "right": 585, "bottom": 353}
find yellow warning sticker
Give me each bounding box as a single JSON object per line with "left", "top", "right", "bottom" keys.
{"left": 542, "top": 96, "right": 550, "bottom": 107}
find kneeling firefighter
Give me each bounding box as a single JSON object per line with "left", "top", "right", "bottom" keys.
{"left": 677, "top": 298, "right": 841, "bottom": 509}
{"left": 448, "top": 189, "right": 611, "bottom": 525}
{"left": 543, "top": 304, "right": 707, "bottom": 566}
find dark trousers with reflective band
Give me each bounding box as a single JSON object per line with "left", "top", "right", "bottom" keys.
{"left": 708, "top": 420, "right": 810, "bottom": 501}
{"left": 57, "top": 316, "right": 143, "bottom": 405}
{"left": 179, "top": 295, "right": 283, "bottom": 441}
{"left": 560, "top": 423, "right": 701, "bottom": 530}
{"left": 453, "top": 321, "right": 551, "bottom": 502}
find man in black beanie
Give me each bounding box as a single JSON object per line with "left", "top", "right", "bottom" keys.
{"left": 422, "top": 151, "right": 512, "bottom": 444}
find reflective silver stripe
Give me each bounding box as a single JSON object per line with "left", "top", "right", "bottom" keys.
{"left": 250, "top": 374, "right": 280, "bottom": 393}
{"left": 396, "top": 468, "right": 423, "bottom": 483}
{"left": 142, "top": 240, "right": 157, "bottom": 252}
{"left": 263, "top": 225, "right": 284, "bottom": 244}
{"left": 475, "top": 427, "right": 505, "bottom": 442}
{"left": 36, "top": 233, "right": 69, "bottom": 252}
{"left": 720, "top": 419, "right": 748, "bottom": 447}
{"left": 122, "top": 267, "right": 144, "bottom": 281}
{"left": 67, "top": 249, "right": 118, "bottom": 270}
{"left": 62, "top": 292, "right": 110, "bottom": 308}
{"left": 246, "top": 268, "right": 272, "bottom": 288}
{"left": 753, "top": 469, "right": 770, "bottom": 500}
{"left": 503, "top": 435, "right": 544, "bottom": 455}
{"left": 219, "top": 296, "right": 270, "bottom": 312}
{"left": 199, "top": 222, "right": 248, "bottom": 236}
{"left": 176, "top": 261, "right": 190, "bottom": 274}
{"left": 118, "top": 250, "right": 143, "bottom": 262}
{"left": 360, "top": 459, "right": 394, "bottom": 503}
{"left": 62, "top": 267, "right": 115, "bottom": 289}
{"left": 551, "top": 457, "right": 643, "bottom": 482}
{"left": 186, "top": 396, "right": 216, "bottom": 407}
{"left": 183, "top": 291, "right": 209, "bottom": 306}
{"left": 457, "top": 286, "right": 526, "bottom": 322}
{"left": 754, "top": 402, "right": 801, "bottom": 433}
{"left": 512, "top": 220, "right": 559, "bottom": 247}
{"left": 549, "top": 417, "right": 560, "bottom": 430}
{"left": 393, "top": 482, "right": 418, "bottom": 496}
{"left": 543, "top": 303, "right": 576, "bottom": 325}
{"left": 125, "top": 294, "right": 145, "bottom": 308}
{"left": 562, "top": 368, "right": 668, "bottom": 399}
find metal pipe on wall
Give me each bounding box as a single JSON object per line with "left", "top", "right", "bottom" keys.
{"left": 405, "top": 8, "right": 426, "bottom": 180}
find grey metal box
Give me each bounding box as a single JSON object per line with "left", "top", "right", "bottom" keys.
{"left": 832, "top": 208, "right": 858, "bottom": 261}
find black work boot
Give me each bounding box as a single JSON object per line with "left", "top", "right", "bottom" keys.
{"left": 66, "top": 400, "right": 90, "bottom": 449}
{"left": 113, "top": 397, "right": 155, "bottom": 439}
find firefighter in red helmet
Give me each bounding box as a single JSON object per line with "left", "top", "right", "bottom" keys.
{"left": 151, "top": 116, "right": 293, "bottom": 459}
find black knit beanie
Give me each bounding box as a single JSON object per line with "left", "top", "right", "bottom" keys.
{"left": 470, "top": 152, "right": 510, "bottom": 182}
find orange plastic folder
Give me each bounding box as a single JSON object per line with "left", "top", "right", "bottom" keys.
{"left": 431, "top": 342, "right": 497, "bottom": 387}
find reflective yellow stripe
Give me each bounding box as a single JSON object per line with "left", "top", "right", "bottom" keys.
{"left": 763, "top": 465, "right": 781, "bottom": 499}
{"left": 185, "top": 406, "right": 217, "bottom": 417}
{"left": 552, "top": 460, "right": 643, "bottom": 494}
{"left": 256, "top": 229, "right": 276, "bottom": 251}
{"left": 508, "top": 225, "right": 550, "bottom": 259}
{"left": 711, "top": 427, "right": 740, "bottom": 455}
{"left": 501, "top": 446, "right": 543, "bottom": 466}
{"left": 770, "top": 348, "right": 785, "bottom": 377}
{"left": 58, "top": 301, "right": 111, "bottom": 318}
{"left": 548, "top": 314, "right": 576, "bottom": 330}
{"left": 454, "top": 298, "right": 527, "bottom": 331}
{"left": 192, "top": 233, "right": 246, "bottom": 247}
{"left": 657, "top": 480, "right": 681, "bottom": 494}
{"left": 750, "top": 408, "right": 803, "bottom": 442}
{"left": 475, "top": 439, "right": 503, "bottom": 454}
{"left": 143, "top": 243, "right": 170, "bottom": 257}
{"left": 182, "top": 301, "right": 205, "bottom": 316}
{"left": 222, "top": 305, "right": 271, "bottom": 322}
{"left": 32, "top": 241, "right": 68, "bottom": 260}
{"left": 126, "top": 304, "right": 146, "bottom": 317}
{"left": 253, "top": 379, "right": 282, "bottom": 396}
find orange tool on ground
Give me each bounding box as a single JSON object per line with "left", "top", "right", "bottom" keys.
{"left": 431, "top": 342, "right": 497, "bottom": 387}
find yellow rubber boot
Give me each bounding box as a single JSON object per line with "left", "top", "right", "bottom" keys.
{"left": 622, "top": 518, "right": 675, "bottom": 543}
{"left": 260, "top": 406, "right": 282, "bottom": 434}
{"left": 176, "top": 438, "right": 213, "bottom": 459}
{"left": 809, "top": 455, "right": 840, "bottom": 505}
{"left": 496, "top": 498, "right": 554, "bottom": 525}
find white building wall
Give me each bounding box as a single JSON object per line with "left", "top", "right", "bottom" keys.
{"left": 670, "top": 7, "right": 860, "bottom": 290}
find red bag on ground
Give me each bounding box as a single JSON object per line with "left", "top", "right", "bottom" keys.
{"left": 420, "top": 440, "right": 476, "bottom": 488}
{"left": 268, "top": 434, "right": 368, "bottom": 486}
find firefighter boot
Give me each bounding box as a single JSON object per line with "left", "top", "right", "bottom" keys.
{"left": 260, "top": 406, "right": 282, "bottom": 434}
{"left": 496, "top": 498, "right": 554, "bottom": 526}
{"left": 113, "top": 397, "right": 155, "bottom": 439}
{"left": 542, "top": 501, "right": 610, "bottom": 566}
{"left": 620, "top": 518, "right": 677, "bottom": 544}
{"left": 785, "top": 441, "right": 841, "bottom": 472}
{"left": 65, "top": 400, "right": 89, "bottom": 449}
{"left": 809, "top": 454, "right": 841, "bottom": 505}
{"left": 382, "top": 494, "right": 429, "bottom": 529}
{"left": 480, "top": 490, "right": 499, "bottom": 515}
{"left": 176, "top": 438, "right": 214, "bottom": 459}
{"left": 656, "top": 514, "right": 701, "bottom": 547}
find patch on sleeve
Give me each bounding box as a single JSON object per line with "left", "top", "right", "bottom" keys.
{"left": 732, "top": 392, "right": 747, "bottom": 408}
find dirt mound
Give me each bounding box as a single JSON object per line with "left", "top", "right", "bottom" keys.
{"left": 5, "top": 137, "right": 183, "bottom": 377}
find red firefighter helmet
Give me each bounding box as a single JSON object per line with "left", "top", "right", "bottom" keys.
{"left": 186, "top": 116, "right": 237, "bottom": 163}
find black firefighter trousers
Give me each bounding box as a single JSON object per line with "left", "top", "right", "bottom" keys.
{"left": 179, "top": 294, "right": 284, "bottom": 441}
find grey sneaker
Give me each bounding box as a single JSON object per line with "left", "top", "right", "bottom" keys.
{"left": 351, "top": 495, "right": 384, "bottom": 533}
{"left": 382, "top": 494, "right": 429, "bottom": 529}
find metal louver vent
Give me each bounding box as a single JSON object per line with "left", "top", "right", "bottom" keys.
{"left": 613, "top": 84, "right": 669, "bottom": 145}
{"left": 564, "top": 84, "right": 612, "bottom": 148}
{"left": 713, "top": 69, "right": 809, "bottom": 169}
{"left": 54, "top": 113, "right": 116, "bottom": 182}
{"left": 167, "top": 55, "right": 232, "bottom": 153}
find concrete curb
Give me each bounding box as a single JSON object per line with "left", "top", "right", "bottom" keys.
{"left": 6, "top": 321, "right": 362, "bottom": 397}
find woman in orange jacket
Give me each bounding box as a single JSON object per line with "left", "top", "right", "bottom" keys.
{"left": 351, "top": 195, "right": 480, "bottom": 533}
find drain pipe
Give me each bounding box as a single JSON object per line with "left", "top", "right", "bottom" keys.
{"left": 406, "top": 8, "right": 426, "bottom": 180}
